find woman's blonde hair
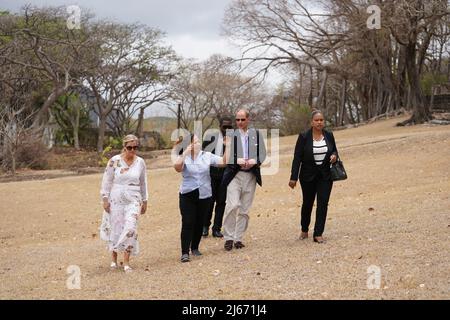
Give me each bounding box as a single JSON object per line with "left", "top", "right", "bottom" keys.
{"left": 121, "top": 134, "right": 139, "bottom": 154}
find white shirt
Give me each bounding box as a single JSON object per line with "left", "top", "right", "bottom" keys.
{"left": 313, "top": 138, "right": 328, "bottom": 165}
{"left": 100, "top": 155, "right": 148, "bottom": 201}
{"left": 239, "top": 129, "right": 249, "bottom": 160}
{"left": 180, "top": 151, "right": 222, "bottom": 199}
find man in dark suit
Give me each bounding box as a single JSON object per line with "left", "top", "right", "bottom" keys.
{"left": 221, "top": 109, "right": 266, "bottom": 251}
{"left": 201, "top": 116, "right": 233, "bottom": 238}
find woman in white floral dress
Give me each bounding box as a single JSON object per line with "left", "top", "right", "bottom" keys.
{"left": 100, "top": 134, "right": 148, "bottom": 272}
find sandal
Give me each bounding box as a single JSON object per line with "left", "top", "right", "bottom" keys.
{"left": 299, "top": 232, "right": 308, "bottom": 240}
{"left": 124, "top": 265, "right": 133, "bottom": 273}
{"left": 313, "top": 236, "right": 325, "bottom": 244}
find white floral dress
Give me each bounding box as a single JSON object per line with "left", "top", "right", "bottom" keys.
{"left": 99, "top": 155, "right": 148, "bottom": 256}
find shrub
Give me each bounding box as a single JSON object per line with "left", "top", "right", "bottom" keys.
{"left": 16, "top": 134, "right": 49, "bottom": 170}
{"left": 98, "top": 145, "right": 113, "bottom": 167}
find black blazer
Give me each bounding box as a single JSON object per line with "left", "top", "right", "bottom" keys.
{"left": 222, "top": 128, "right": 266, "bottom": 187}
{"left": 290, "top": 128, "right": 339, "bottom": 182}
{"left": 202, "top": 131, "right": 226, "bottom": 179}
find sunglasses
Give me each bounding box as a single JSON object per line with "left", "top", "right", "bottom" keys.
{"left": 235, "top": 118, "right": 247, "bottom": 122}
{"left": 222, "top": 125, "right": 233, "bottom": 129}
{"left": 126, "top": 146, "right": 139, "bottom": 151}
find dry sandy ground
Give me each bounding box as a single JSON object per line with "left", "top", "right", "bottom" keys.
{"left": 0, "top": 116, "right": 449, "bottom": 300}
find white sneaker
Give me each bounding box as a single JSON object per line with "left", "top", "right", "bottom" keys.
{"left": 110, "top": 262, "right": 118, "bottom": 269}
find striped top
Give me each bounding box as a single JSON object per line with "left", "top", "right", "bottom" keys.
{"left": 313, "top": 137, "right": 328, "bottom": 165}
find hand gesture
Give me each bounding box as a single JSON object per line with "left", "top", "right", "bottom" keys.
{"left": 183, "top": 144, "right": 192, "bottom": 156}
{"left": 223, "top": 136, "right": 231, "bottom": 146}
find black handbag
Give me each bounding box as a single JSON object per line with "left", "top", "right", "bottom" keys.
{"left": 330, "top": 158, "right": 347, "bottom": 181}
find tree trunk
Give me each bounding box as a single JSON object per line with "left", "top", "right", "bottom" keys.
{"left": 339, "top": 79, "right": 347, "bottom": 126}
{"left": 2, "top": 135, "right": 9, "bottom": 171}
{"left": 447, "top": 60, "right": 450, "bottom": 80}
{"left": 429, "top": 86, "right": 436, "bottom": 112}
{"left": 346, "top": 100, "right": 355, "bottom": 124}
{"left": 11, "top": 152, "right": 16, "bottom": 175}
{"left": 308, "top": 66, "right": 313, "bottom": 108}
{"left": 316, "top": 70, "right": 328, "bottom": 110}
{"left": 398, "top": 48, "right": 408, "bottom": 110}
{"left": 136, "top": 107, "right": 145, "bottom": 138}
{"left": 73, "top": 129, "right": 80, "bottom": 150}
{"left": 375, "top": 75, "right": 383, "bottom": 116}
{"left": 9, "top": 141, "right": 16, "bottom": 175}
{"left": 298, "top": 65, "right": 304, "bottom": 106}
{"left": 32, "top": 86, "right": 65, "bottom": 129}
{"left": 397, "top": 44, "right": 431, "bottom": 126}
{"left": 97, "top": 113, "right": 107, "bottom": 152}
{"left": 73, "top": 101, "right": 80, "bottom": 150}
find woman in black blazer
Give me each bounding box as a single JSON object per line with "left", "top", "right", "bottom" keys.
{"left": 288, "top": 110, "right": 339, "bottom": 243}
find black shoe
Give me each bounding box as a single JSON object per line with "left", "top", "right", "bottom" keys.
{"left": 234, "top": 241, "right": 245, "bottom": 249}
{"left": 191, "top": 249, "right": 202, "bottom": 256}
{"left": 224, "top": 240, "right": 233, "bottom": 251}
{"left": 212, "top": 230, "right": 223, "bottom": 238}
{"left": 202, "top": 227, "right": 209, "bottom": 237}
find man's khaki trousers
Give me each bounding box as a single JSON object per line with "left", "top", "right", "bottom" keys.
{"left": 223, "top": 171, "right": 257, "bottom": 242}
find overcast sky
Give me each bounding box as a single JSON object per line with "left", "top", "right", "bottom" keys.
{"left": 1, "top": 0, "right": 238, "bottom": 60}
{"left": 1, "top": 0, "right": 281, "bottom": 117}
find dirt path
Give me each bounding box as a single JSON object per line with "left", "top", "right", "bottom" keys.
{"left": 0, "top": 116, "right": 449, "bottom": 299}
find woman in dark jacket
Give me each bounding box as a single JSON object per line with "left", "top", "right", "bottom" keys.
{"left": 288, "top": 110, "right": 339, "bottom": 243}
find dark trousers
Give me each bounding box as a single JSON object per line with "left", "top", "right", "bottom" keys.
{"left": 300, "top": 177, "right": 333, "bottom": 237}
{"left": 203, "top": 174, "right": 227, "bottom": 231}
{"left": 179, "top": 189, "right": 212, "bottom": 255}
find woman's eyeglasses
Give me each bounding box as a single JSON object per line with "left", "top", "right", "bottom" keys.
{"left": 235, "top": 118, "right": 246, "bottom": 122}
{"left": 126, "top": 146, "right": 139, "bottom": 151}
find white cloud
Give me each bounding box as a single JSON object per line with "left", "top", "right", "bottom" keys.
{"left": 167, "top": 34, "right": 240, "bottom": 61}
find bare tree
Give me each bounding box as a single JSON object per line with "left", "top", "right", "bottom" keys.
{"left": 0, "top": 45, "right": 42, "bottom": 171}
{"left": 223, "top": 0, "right": 450, "bottom": 126}
{"left": 0, "top": 6, "right": 97, "bottom": 130}
{"left": 0, "top": 105, "right": 39, "bottom": 174}
{"left": 169, "top": 59, "right": 216, "bottom": 130}
{"left": 170, "top": 55, "right": 268, "bottom": 131}
{"left": 85, "top": 22, "right": 176, "bottom": 151}
{"left": 111, "top": 54, "right": 178, "bottom": 138}
{"left": 388, "top": 0, "right": 450, "bottom": 124}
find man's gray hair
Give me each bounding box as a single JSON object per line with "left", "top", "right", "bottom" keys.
{"left": 236, "top": 109, "right": 250, "bottom": 118}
